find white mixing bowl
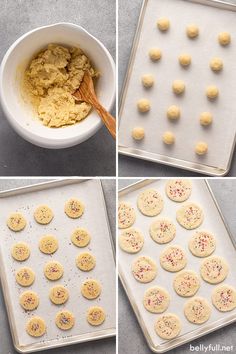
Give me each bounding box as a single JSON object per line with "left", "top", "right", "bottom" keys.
{"left": 0, "top": 23, "right": 116, "bottom": 148}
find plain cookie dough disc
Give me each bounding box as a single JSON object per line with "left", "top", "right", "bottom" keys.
{"left": 137, "top": 98, "right": 150, "bottom": 113}
{"left": 149, "top": 48, "right": 162, "bottom": 61}
{"left": 71, "top": 228, "right": 91, "bottom": 247}
{"left": 210, "top": 57, "right": 223, "bottom": 72}
{"left": 195, "top": 142, "right": 208, "bottom": 155}
{"left": 20, "top": 291, "right": 39, "bottom": 311}
{"left": 176, "top": 203, "right": 204, "bottom": 229}
{"left": 218, "top": 32, "right": 231, "bottom": 46}
{"left": 119, "top": 228, "right": 144, "bottom": 253}
{"left": 186, "top": 24, "right": 199, "bottom": 38}
{"left": 81, "top": 279, "right": 101, "bottom": 299}
{"left": 142, "top": 74, "right": 154, "bottom": 88}
{"left": 188, "top": 230, "right": 216, "bottom": 257}
{"left": 34, "top": 205, "right": 54, "bottom": 225}
{"left": 49, "top": 285, "right": 69, "bottom": 305}
{"left": 143, "top": 286, "right": 170, "bottom": 313}
{"left": 212, "top": 284, "right": 236, "bottom": 312}
{"left": 11, "top": 242, "right": 30, "bottom": 261}
{"left": 137, "top": 189, "right": 164, "bottom": 216}
{"left": 157, "top": 17, "right": 170, "bottom": 31}
{"left": 149, "top": 217, "right": 176, "bottom": 244}
{"left": 200, "top": 256, "right": 229, "bottom": 284}
{"left": 76, "top": 252, "right": 96, "bottom": 271}
{"left": 167, "top": 105, "right": 180, "bottom": 120}
{"left": 44, "top": 261, "right": 64, "bottom": 280}
{"left": 184, "top": 297, "right": 211, "bottom": 324}
{"left": 26, "top": 316, "right": 46, "bottom": 337}
{"left": 165, "top": 179, "right": 192, "bottom": 202}
{"left": 160, "top": 245, "right": 187, "bottom": 272}
{"left": 172, "top": 80, "right": 185, "bottom": 95}
{"left": 87, "top": 306, "right": 106, "bottom": 326}
{"left": 173, "top": 270, "right": 200, "bottom": 297}
{"left": 155, "top": 313, "right": 181, "bottom": 339}
{"left": 132, "top": 256, "right": 157, "bottom": 283}
{"left": 162, "top": 131, "right": 175, "bottom": 145}
{"left": 39, "top": 235, "right": 58, "bottom": 254}
{"left": 16, "top": 267, "right": 35, "bottom": 287}
{"left": 7, "top": 212, "right": 26, "bottom": 232}
{"left": 200, "top": 112, "right": 213, "bottom": 126}
{"left": 64, "top": 198, "right": 84, "bottom": 218}
{"left": 132, "top": 127, "right": 145, "bottom": 140}
{"left": 55, "top": 310, "right": 75, "bottom": 330}
{"left": 118, "top": 202, "right": 136, "bottom": 229}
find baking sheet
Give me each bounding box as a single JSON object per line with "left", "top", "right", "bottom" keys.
{"left": 119, "top": 0, "right": 236, "bottom": 176}
{"left": 118, "top": 179, "right": 236, "bottom": 352}
{"left": 0, "top": 179, "right": 116, "bottom": 353}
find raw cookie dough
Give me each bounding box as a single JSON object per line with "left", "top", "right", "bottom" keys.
{"left": 210, "top": 57, "right": 223, "bottom": 72}
{"left": 200, "top": 256, "right": 229, "bottom": 284}
{"left": 206, "top": 85, "right": 219, "bottom": 99}
{"left": 71, "top": 228, "right": 91, "bottom": 247}
{"left": 149, "top": 217, "right": 176, "bottom": 244}
{"left": 11, "top": 242, "right": 30, "bottom": 261}
{"left": 132, "top": 127, "right": 145, "bottom": 140}
{"left": 87, "top": 306, "right": 106, "bottom": 326}
{"left": 64, "top": 198, "right": 84, "bottom": 218}
{"left": 218, "top": 32, "right": 231, "bottom": 46}
{"left": 149, "top": 48, "right": 162, "bottom": 61}
{"left": 137, "top": 189, "right": 164, "bottom": 216}
{"left": 195, "top": 142, "right": 208, "bottom": 155}
{"left": 184, "top": 297, "right": 211, "bottom": 324}
{"left": 160, "top": 245, "right": 187, "bottom": 272}
{"left": 188, "top": 230, "right": 216, "bottom": 257}
{"left": 118, "top": 202, "right": 136, "bottom": 229}
{"left": 212, "top": 284, "right": 236, "bottom": 312}
{"left": 7, "top": 212, "right": 26, "bottom": 232}
{"left": 167, "top": 105, "right": 180, "bottom": 120}
{"left": 137, "top": 98, "right": 150, "bottom": 113}
{"left": 81, "top": 279, "right": 101, "bottom": 299}
{"left": 55, "top": 310, "right": 75, "bottom": 330}
{"left": 39, "top": 235, "right": 58, "bottom": 254}
{"left": 200, "top": 112, "right": 213, "bottom": 126}
{"left": 132, "top": 256, "right": 157, "bottom": 283}
{"left": 20, "top": 291, "right": 39, "bottom": 311}
{"left": 163, "top": 131, "right": 175, "bottom": 145}
{"left": 172, "top": 80, "right": 185, "bottom": 95}
{"left": 186, "top": 24, "right": 199, "bottom": 38}
{"left": 26, "top": 316, "right": 46, "bottom": 337}
{"left": 34, "top": 205, "right": 54, "bottom": 225}
{"left": 23, "top": 44, "right": 98, "bottom": 128}
{"left": 143, "top": 286, "right": 170, "bottom": 313}
{"left": 119, "top": 228, "right": 144, "bottom": 253}
{"left": 173, "top": 270, "right": 200, "bottom": 297}
{"left": 49, "top": 285, "right": 69, "bottom": 305}
{"left": 142, "top": 74, "right": 154, "bottom": 88}
{"left": 16, "top": 267, "right": 35, "bottom": 287}
{"left": 76, "top": 252, "right": 96, "bottom": 271}
{"left": 176, "top": 203, "right": 203, "bottom": 229}
{"left": 44, "top": 261, "right": 64, "bottom": 280}
{"left": 155, "top": 313, "right": 181, "bottom": 339}
{"left": 179, "top": 54, "right": 191, "bottom": 67}
{"left": 165, "top": 179, "right": 192, "bottom": 202}
{"left": 157, "top": 17, "right": 170, "bottom": 31}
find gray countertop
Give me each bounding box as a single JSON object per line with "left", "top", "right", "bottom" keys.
{"left": 0, "top": 0, "right": 116, "bottom": 177}
{"left": 118, "top": 178, "right": 236, "bottom": 354}
{"left": 0, "top": 178, "right": 115, "bottom": 354}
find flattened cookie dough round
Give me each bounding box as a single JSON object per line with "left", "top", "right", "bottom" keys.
{"left": 173, "top": 270, "right": 200, "bottom": 297}
{"left": 176, "top": 203, "right": 204, "bottom": 230}
{"left": 160, "top": 245, "right": 187, "bottom": 272}
{"left": 157, "top": 17, "right": 170, "bottom": 31}
{"left": 26, "top": 316, "right": 46, "bottom": 337}
{"left": 149, "top": 48, "right": 162, "bottom": 61}
{"left": 137, "top": 189, "right": 164, "bottom": 216}
{"left": 200, "top": 112, "right": 213, "bottom": 126}
{"left": 195, "top": 142, "right": 208, "bottom": 156}
{"left": 137, "top": 98, "right": 150, "bottom": 113}
{"left": 71, "top": 228, "right": 91, "bottom": 247}
{"left": 210, "top": 57, "right": 223, "bottom": 72}
{"left": 39, "top": 235, "right": 58, "bottom": 254}
{"left": 189, "top": 230, "right": 216, "bottom": 257}
{"left": 34, "top": 205, "right": 54, "bottom": 225}
{"left": 155, "top": 313, "right": 181, "bottom": 339}
{"left": 218, "top": 32, "right": 231, "bottom": 46}
{"left": 16, "top": 267, "right": 35, "bottom": 287}
{"left": 132, "top": 127, "right": 145, "bottom": 141}
{"left": 119, "top": 228, "right": 144, "bottom": 253}
{"left": 186, "top": 24, "right": 199, "bottom": 38}
{"left": 49, "top": 285, "right": 69, "bottom": 305}
{"left": 81, "top": 279, "right": 101, "bottom": 299}
{"left": 118, "top": 202, "right": 136, "bottom": 229}
{"left": 149, "top": 218, "right": 176, "bottom": 244}
{"left": 76, "top": 252, "right": 96, "bottom": 271}
{"left": 172, "top": 80, "right": 185, "bottom": 95}
{"left": 179, "top": 54, "right": 191, "bottom": 67}
{"left": 163, "top": 131, "right": 175, "bottom": 145}
{"left": 167, "top": 105, "right": 180, "bottom": 120}
{"left": 143, "top": 286, "right": 170, "bottom": 313}
{"left": 20, "top": 291, "right": 39, "bottom": 311}
{"left": 212, "top": 284, "right": 236, "bottom": 312}
{"left": 64, "top": 198, "right": 84, "bottom": 218}
{"left": 132, "top": 256, "right": 157, "bottom": 283}
{"left": 206, "top": 85, "right": 219, "bottom": 99}
{"left": 87, "top": 306, "right": 106, "bottom": 326}
{"left": 7, "top": 212, "right": 26, "bottom": 232}
{"left": 200, "top": 256, "right": 229, "bottom": 284}
{"left": 44, "top": 261, "right": 64, "bottom": 280}
{"left": 11, "top": 242, "right": 30, "bottom": 261}
{"left": 142, "top": 74, "right": 154, "bottom": 88}
{"left": 55, "top": 310, "right": 75, "bottom": 330}
{"left": 184, "top": 297, "right": 211, "bottom": 324}
{"left": 166, "top": 179, "right": 192, "bottom": 202}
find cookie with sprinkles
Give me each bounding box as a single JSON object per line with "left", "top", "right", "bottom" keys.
{"left": 26, "top": 316, "right": 46, "bottom": 337}
{"left": 64, "top": 198, "right": 84, "bottom": 218}
{"left": 76, "top": 252, "right": 96, "bottom": 271}
{"left": 173, "top": 270, "right": 200, "bottom": 297}
{"left": 119, "top": 228, "right": 144, "bottom": 253}
{"left": 71, "top": 228, "right": 91, "bottom": 247}
{"left": 155, "top": 313, "right": 181, "bottom": 339}
{"left": 166, "top": 179, "right": 192, "bottom": 202}
{"left": 44, "top": 261, "right": 64, "bottom": 280}
{"left": 81, "top": 279, "right": 101, "bottom": 299}
{"left": 49, "top": 285, "right": 69, "bottom": 305}
{"left": 87, "top": 306, "right": 106, "bottom": 326}
{"left": 7, "top": 212, "right": 26, "bottom": 231}
{"left": 212, "top": 284, "right": 236, "bottom": 312}
{"left": 55, "top": 310, "right": 75, "bottom": 330}
{"left": 132, "top": 256, "right": 157, "bottom": 283}
{"left": 143, "top": 286, "right": 170, "bottom": 313}
{"left": 184, "top": 297, "right": 211, "bottom": 324}
{"left": 200, "top": 256, "right": 229, "bottom": 284}
{"left": 149, "top": 217, "right": 176, "bottom": 244}
{"left": 34, "top": 205, "right": 54, "bottom": 225}
{"left": 160, "top": 245, "right": 187, "bottom": 272}
{"left": 16, "top": 267, "right": 35, "bottom": 287}
{"left": 176, "top": 203, "right": 203, "bottom": 230}
{"left": 11, "top": 242, "right": 30, "bottom": 261}
{"left": 20, "top": 291, "right": 39, "bottom": 311}
{"left": 137, "top": 189, "right": 164, "bottom": 217}
{"left": 118, "top": 201, "right": 136, "bottom": 229}
{"left": 189, "top": 230, "right": 216, "bottom": 257}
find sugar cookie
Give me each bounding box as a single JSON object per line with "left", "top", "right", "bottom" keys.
{"left": 119, "top": 228, "right": 144, "bottom": 253}
{"left": 71, "top": 228, "right": 91, "bottom": 247}
{"left": 118, "top": 202, "right": 136, "bottom": 229}
{"left": 20, "top": 291, "right": 39, "bottom": 311}
{"left": 210, "top": 57, "right": 223, "bottom": 72}
{"left": 155, "top": 313, "right": 181, "bottom": 339}
{"left": 206, "top": 85, "right": 219, "bottom": 99}
{"left": 11, "top": 242, "right": 30, "bottom": 261}
{"left": 166, "top": 179, "right": 192, "bottom": 202}
{"left": 184, "top": 297, "right": 211, "bottom": 324}
{"left": 137, "top": 189, "right": 164, "bottom": 216}
{"left": 76, "top": 252, "right": 96, "bottom": 271}
{"left": 200, "top": 112, "right": 213, "bottom": 126}
{"left": 176, "top": 203, "right": 203, "bottom": 229}
{"left": 173, "top": 270, "right": 200, "bottom": 297}
{"left": 186, "top": 25, "right": 199, "bottom": 38}
{"left": 142, "top": 74, "right": 154, "bottom": 88}
{"left": 16, "top": 267, "right": 35, "bottom": 287}
{"left": 200, "top": 256, "right": 229, "bottom": 284}
{"left": 137, "top": 99, "right": 150, "bottom": 113}
{"left": 55, "top": 310, "right": 75, "bottom": 330}
{"left": 64, "top": 198, "right": 84, "bottom": 218}
{"left": 212, "top": 284, "right": 236, "bottom": 312}
{"left": 132, "top": 127, "right": 145, "bottom": 140}
{"left": 7, "top": 212, "right": 26, "bottom": 231}
{"left": 157, "top": 17, "right": 170, "bottom": 31}
{"left": 26, "top": 316, "right": 46, "bottom": 337}
{"left": 149, "top": 48, "right": 162, "bottom": 61}
{"left": 132, "top": 256, "right": 157, "bottom": 283}
{"left": 179, "top": 54, "right": 191, "bottom": 67}
{"left": 163, "top": 131, "right": 175, "bottom": 145}
{"left": 189, "top": 230, "right": 216, "bottom": 257}
{"left": 34, "top": 205, "right": 54, "bottom": 225}
{"left": 87, "top": 306, "right": 106, "bottom": 326}
{"left": 195, "top": 142, "right": 208, "bottom": 155}
{"left": 44, "top": 261, "right": 63, "bottom": 280}
{"left": 160, "top": 245, "right": 187, "bottom": 272}
{"left": 167, "top": 105, "right": 180, "bottom": 120}
{"left": 39, "top": 235, "right": 58, "bottom": 254}
{"left": 143, "top": 286, "right": 170, "bottom": 313}
{"left": 172, "top": 80, "right": 185, "bottom": 95}
{"left": 49, "top": 285, "right": 69, "bottom": 305}
{"left": 218, "top": 32, "right": 231, "bottom": 46}
{"left": 81, "top": 279, "right": 101, "bottom": 299}
{"left": 149, "top": 218, "right": 176, "bottom": 244}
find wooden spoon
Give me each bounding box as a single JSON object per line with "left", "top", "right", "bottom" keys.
{"left": 73, "top": 71, "right": 116, "bottom": 139}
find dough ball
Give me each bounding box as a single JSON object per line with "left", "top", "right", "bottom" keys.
{"left": 149, "top": 48, "right": 162, "bottom": 61}
{"left": 179, "top": 54, "right": 191, "bottom": 67}
{"left": 172, "top": 80, "right": 185, "bottom": 95}
{"left": 137, "top": 99, "right": 150, "bottom": 113}
{"left": 163, "top": 131, "right": 175, "bottom": 145}
{"left": 186, "top": 24, "right": 199, "bottom": 38}
{"left": 210, "top": 57, "right": 223, "bottom": 72}
{"left": 141, "top": 74, "right": 154, "bottom": 88}
{"left": 195, "top": 142, "right": 208, "bottom": 155}
{"left": 206, "top": 85, "right": 219, "bottom": 99}
{"left": 218, "top": 32, "right": 231, "bottom": 46}
{"left": 132, "top": 127, "right": 145, "bottom": 140}
{"left": 157, "top": 17, "right": 170, "bottom": 31}
{"left": 167, "top": 105, "right": 180, "bottom": 120}
{"left": 200, "top": 112, "right": 213, "bottom": 126}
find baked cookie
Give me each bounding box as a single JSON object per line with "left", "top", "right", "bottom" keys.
{"left": 119, "top": 228, "right": 144, "bottom": 253}
{"left": 81, "top": 279, "right": 101, "bottom": 299}
{"left": 71, "top": 228, "right": 91, "bottom": 247}
{"left": 7, "top": 212, "right": 26, "bottom": 232}
{"left": 87, "top": 306, "right": 106, "bottom": 326}
{"left": 55, "top": 310, "right": 75, "bottom": 330}
{"left": 160, "top": 245, "right": 187, "bottom": 272}
{"left": 137, "top": 189, "right": 164, "bottom": 216}
{"left": 173, "top": 270, "right": 200, "bottom": 297}
{"left": 49, "top": 285, "right": 69, "bottom": 305}
{"left": 39, "top": 235, "right": 58, "bottom": 254}
{"left": 188, "top": 230, "right": 216, "bottom": 257}
{"left": 20, "top": 291, "right": 39, "bottom": 311}
{"left": 11, "top": 242, "right": 30, "bottom": 261}
{"left": 76, "top": 252, "right": 96, "bottom": 271}
{"left": 186, "top": 24, "right": 199, "bottom": 38}
{"left": 44, "top": 261, "right": 64, "bottom": 280}
{"left": 26, "top": 316, "right": 46, "bottom": 337}
{"left": 143, "top": 286, "right": 170, "bottom": 313}
{"left": 16, "top": 267, "right": 35, "bottom": 287}
{"left": 184, "top": 297, "right": 211, "bottom": 324}
{"left": 165, "top": 179, "right": 192, "bottom": 202}
{"left": 132, "top": 127, "right": 145, "bottom": 140}
{"left": 149, "top": 218, "right": 176, "bottom": 244}
{"left": 34, "top": 205, "right": 54, "bottom": 225}
{"left": 176, "top": 203, "right": 203, "bottom": 229}
{"left": 195, "top": 142, "right": 208, "bottom": 155}
{"left": 218, "top": 32, "right": 231, "bottom": 46}
{"left": 157, "top": 17, "right": 170, "bottom": 31}
{"left": 155, "top": 313, "right": 181, "bottom": 339}
{"left": 212, "top": 284, "right": 236, "bottom": 312}
{"left": 64, "top": 198, "right": 84, "bottom": 218}
{"left": 163, "top": 131, "right": 175, "bottom": 145}
{"left": 137, "top": 98, "right": 150, "bottom": 113}
{"left": 118, "top": 202, "right": 136, "bottom": 229}
{"left": 200, "top": 256, "right": 229, "bottom": 284}
{"left": 132, "top": 256, "right": 157, "bottom": 283}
